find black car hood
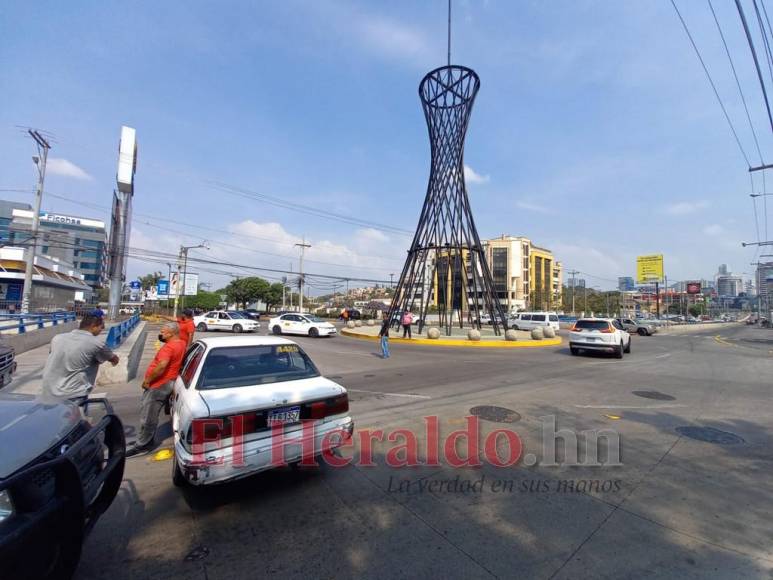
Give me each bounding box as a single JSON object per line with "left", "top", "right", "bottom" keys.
{"left": 0, "top": 393, "right": 82, "bottom": 479}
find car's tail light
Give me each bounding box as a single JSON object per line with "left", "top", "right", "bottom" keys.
{"left": 309, "top": 394, "right": 349, "bottom": 420}
{"left": 600, "top": 325, "right": 615, "bottom": 333}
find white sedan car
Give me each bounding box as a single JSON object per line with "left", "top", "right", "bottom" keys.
{"left": 170, "top": 336, "right": 354, "bottom": 486}
{"left": 268, "top": 313, "right": 337, "bottom": 338}
{"left": 193, "top": 311, "right": 259, "bottom": 333}
{"left": 569, "top": 318, "right": 631, "bottom": 359}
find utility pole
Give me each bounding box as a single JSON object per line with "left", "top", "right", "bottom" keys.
{"left": 173, "top": 241, "right": 208, "bottom": 317}
{"left": 21, "top": 130, "right": 50, "bottom": 314}
{"left": 390, "top": 273, "right": 394, "bottom": 287}
{"left": 567, "top": 269, "right": 579, "bottom": 316}
{"left": 295, "top": 237, "right": 311, "bottom": 314}
{"left": 281, "top": 276, "right": 287, "bottom": 310}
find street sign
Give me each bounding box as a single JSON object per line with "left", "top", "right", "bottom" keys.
{"left": 156, "top": 279, "right": 170, "bottom": 300}
{"left": 636, "top": 254, "right": 664, "bottom": 283}
{"left": 183, "top": 273, "right": 199, "bottom": 296}
{"left": 129, "top": 280, "right": 141, "bottom": 290}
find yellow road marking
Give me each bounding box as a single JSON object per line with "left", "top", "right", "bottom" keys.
{"left": 604, "top": 414, "right": 621, "bottom": 420}
{"left": 151, "top": 448, "right": 174, "bottom": 462}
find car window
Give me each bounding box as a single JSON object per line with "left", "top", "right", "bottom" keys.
{"left": 198, "top": 344, "right": 321, "bottom": 390}
{"left": 521, "top": 314, "right": 532, "bottom": 321}
{"left": 549, "top": 315, "right": 558, "bottom": 322}
{"left": 181, "top": 344, "right": 205, "bottom": 387}
{"left": 205, "top": 312, "right": 216, "bottom": 318}
{"left": 575, "top": 320, "right": 611, "bottom": 331}
{"left": 624, "top": 319, "right": 634, "bottom": 324}
{"left": 612, "top": 320, "right": 624, "bottom": 330}
{"left": 532, "top": 314, "right": 546, "bottom": 322}
{"left": 218, "top": 312, "right": 230, "bottom": 320}
{"left": 228, "top": 311, "right": 245, "bottom": 319}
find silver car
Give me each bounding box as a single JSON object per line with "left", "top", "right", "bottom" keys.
{"left": 616, "top": 318, "right": 657, "bottom": 336}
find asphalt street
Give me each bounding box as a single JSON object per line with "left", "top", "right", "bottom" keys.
{"left": 11, "top": 323, "right": 773, "bottom": 579}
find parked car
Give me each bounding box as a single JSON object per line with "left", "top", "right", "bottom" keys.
{"left": 0, "top": 394, "right": 125, "bottom": 579}
{"left": 269, "top": 313, "right": 337, "bottom": 337}
{"left": 170, "top": 336, "right": 353, "bottom": 486}
{"left": 510, "top": 312, "right": 560, "bottom": 332}
{"left": 0, "top": 342, "right": 16, "bottom": 390}
{"left": 194, "top": 311, "right": 260, "bottom": 333}
{"left": 242, "top": 309, "right": 263, "bottom": 320}
{"left": 616, "top": 318, "right": 657, "bottom": 336}
{"left": 569, "top": 318, "right": 631, "bottom": 358}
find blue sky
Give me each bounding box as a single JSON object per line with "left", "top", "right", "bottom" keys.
{"left": 1, "top": 0, "right": 770, "bottom": 291}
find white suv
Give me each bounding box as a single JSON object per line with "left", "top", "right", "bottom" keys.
{"left": 569, "top": 318, "right": 631, "bottom": 359}
{"left": 510, "top": 312, "right": 560, "bottom": 332}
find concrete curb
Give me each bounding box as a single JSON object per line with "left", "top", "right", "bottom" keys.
{"left": 341, "top": 328, "right": 562, "bottom": 348}
{"left": 2, "top": 321, "right": 78, "bottom": 355}
{"left": 97, "top": 321, "right": 147, "bottom": 385}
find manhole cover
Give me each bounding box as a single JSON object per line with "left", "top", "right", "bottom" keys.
{"left": 632, "top": 390, "right": 676, "bottom": 401}
{"left": 469, "top": 406, "right": 521, "bottom": 423}
{"left": 676, "top": 426, "right": 745, "bottom": 445}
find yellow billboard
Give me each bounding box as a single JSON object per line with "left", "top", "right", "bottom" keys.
{"left": 636, "top": 254, "right": 664, "bottom": 283}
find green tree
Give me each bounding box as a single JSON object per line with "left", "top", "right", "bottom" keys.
{"left": 137, "top": 271, "right": 164, "bottom": 290}
{"left": 264, "top": 283, "right": 284, "bottom": 312}
{"left": 224, "top": 277, "right": 271, "bottom": 308}
{"left": 184, "top": 291, "right": 222, "bottom": 311}
{"left": 688, "top": 303, "right": 705, "bottom": 317}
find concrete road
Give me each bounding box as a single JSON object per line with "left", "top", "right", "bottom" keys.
{"left": 10, "top": 323, "right": 773, "bottom": 578}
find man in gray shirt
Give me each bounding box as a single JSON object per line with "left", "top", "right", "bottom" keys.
{"left": 42, "top": 314, "right": 119, "bottom": 400}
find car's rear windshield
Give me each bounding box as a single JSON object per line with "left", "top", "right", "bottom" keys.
{"left": 198, "top": 344, "right": 320, "bottom": 390}
{"left": 532, "top": 314, "right": 546, "bottom": 321}
{"left": 575, "top": 320, "right": 611, "bottom": 330}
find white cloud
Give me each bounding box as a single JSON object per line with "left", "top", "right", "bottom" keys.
{"left": 356, "top": 14, "right": 429, "bottom": 62}
{"left": 46, "top": 158, "right": 93, "bottom": 181}
{"left": 464, "top": 165, "right": 490, "bottom": 185}
{"left": 515, "top": 200, "right": 549, "bottom": 213}
{"left": 664, "top": 200, "right": 710, "bottom": 216}
{"left": 703, "top": 224, "right": 724, "bottom": 236}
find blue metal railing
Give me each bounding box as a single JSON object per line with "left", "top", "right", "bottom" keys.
{"left": 105, "top": 313, "right": 140, "bottom": 349}
{"left": 0, "top": 311, "right": 77, "bottom": 334}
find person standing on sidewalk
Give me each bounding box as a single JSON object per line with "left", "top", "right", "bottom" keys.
{"left": 401, "top": 309, "right": 414, "bottom": 339}
{"left": 41, "top": 314, "right": 119, "bottom": 401}
{"left": 378, "top": 321, "right": 390, "bottom": 359}
{"left": 127, "top": 322, "right": 186, "bottom": 456}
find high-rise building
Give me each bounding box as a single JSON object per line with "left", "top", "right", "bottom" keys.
{"left": 0, "top": 200, "right": 32, "bottom": 244}
{"left": 482, "top": 235, "right": 562, "bottom": 312}
{"left": 716, "top": 274, "right": 743, "bottom": 297}
{"left": 9, "top": 207, "right": 108, "bottom": 289}
{"left": 618, "top": 276, "right": 635, "bottom": 292}
{"left": 717, "top": 264, "right": 728, "bottom": 276}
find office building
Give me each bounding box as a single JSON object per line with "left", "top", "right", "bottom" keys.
{"left": 716, "top": 274, "right": 743, "bottom": 297}
{"left": 0, "top": 200, "right": 32, "bottom": 244}
{"left": 9, "top": 207, "right": 108, "bottom": 289}
{"left": 482, "top": 235, "right": 562, "bottom": 312}
{"left": 618, "top": 276, "right": 635, "bottom": 292}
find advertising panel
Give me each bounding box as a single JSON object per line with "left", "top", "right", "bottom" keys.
{"left": 686, "top": 281, "right": 702, "bottom": 294}
{"left": 636, "top": 254, "right": 664, "bottom": 283}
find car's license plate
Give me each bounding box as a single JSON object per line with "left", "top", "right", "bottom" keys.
{"left": 586, "top": 337, "right": 596, "bottom": 342}
{"left": 267, "top": 405, "right": 300, "bottom": 425}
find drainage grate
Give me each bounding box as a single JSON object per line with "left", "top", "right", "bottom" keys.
{"left": 632, "top": 390, "right": 676, "bottom": 401}
{"left": 469, "top": 406, "right": 521, "bottom": 423}
{"left": 676, "top": 426, "right": 745, "bottom": 445}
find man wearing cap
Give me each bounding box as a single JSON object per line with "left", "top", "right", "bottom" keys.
{"left": 127, "top": 322, "right": 186, "bottom": 456}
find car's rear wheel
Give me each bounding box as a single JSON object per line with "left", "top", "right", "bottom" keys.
{"left": 309, "top": 327, "right": 319, "bottom": 338}
{"left": 615, "top": 341, "right": 624, "bottom": 359}
{"left": 272, "top": 325, "right": 282, "bottom": 335}
{"left": 197, "top": 323, "right": 207, "bottom": 332}
{"left": 624, "top": 338, "right": 631, "bottom": 353}
{"left": 172, "top": 448, "right": 187, "bottom": 487}
{"left": 232, "top": 324, "right": 243, "bottom": 334}
{"left": 638, "top": 328, "right": 647, "bottom": 336}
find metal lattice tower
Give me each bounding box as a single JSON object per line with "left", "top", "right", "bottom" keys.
{"left": 387, "top": 65, "right": 508, "bottom": 336}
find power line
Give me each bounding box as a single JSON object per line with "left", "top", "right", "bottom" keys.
{"left": 735, "top": 0, "right": 773, "bottom": 134}
{"left": 672, "top": 0, "right": 753, "bottom": 167}
{"left": 708, "top": 0, "right": 766, "bottom": 164}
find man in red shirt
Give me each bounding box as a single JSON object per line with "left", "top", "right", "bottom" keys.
{"left": 127, "top": 322, "right": 187, "bottom": 456}
{"left": 162, "top": 308, "right": 195, "bottom": 348}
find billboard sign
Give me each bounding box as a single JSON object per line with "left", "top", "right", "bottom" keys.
{"left": 636, "top": 254, "right": 664, "bottom": 283}
{"left": 129, "top": 280, "right": 141, "bottom": 290}
{"left": 156, "top": 279, "right": 170, "bottom": 300}
{"left": 686, "top": 281, "right": 702, "bottom": 294}
{"left": 117, "top": 126, "right": 137, "bottom": 194}
{"left": 183, "top": 273, "right": 199, "bottom": 296}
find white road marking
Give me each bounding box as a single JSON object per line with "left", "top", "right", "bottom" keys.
{"left": 348, "top": 389, "right": 431, "bottom": 399}
{"left": 574, "top": 404, "right": 686, "bottom": 409}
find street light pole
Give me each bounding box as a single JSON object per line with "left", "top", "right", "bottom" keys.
{"left": 295, "top": 237, "right": 311, "bottom": 314}
{"left": 21, "top": 130, "right": 50, "bottom": 314}
{"left": 174, "top": 241, "right": 208, "bottom": 317}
